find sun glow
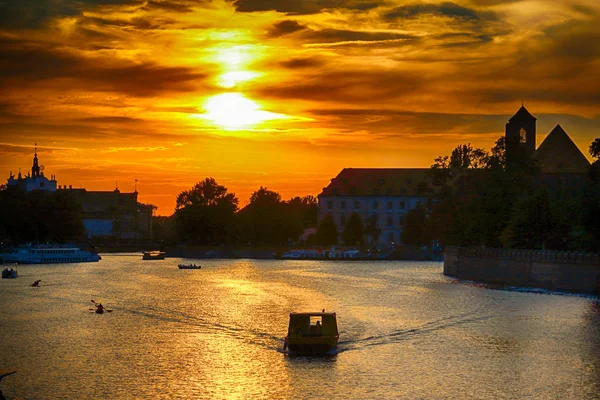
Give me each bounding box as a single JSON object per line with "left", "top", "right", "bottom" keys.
{"left": 217, "top": 71, "right": 260, "bottom": 88}
{"left": 199, "top": 93, "right": 286, "bottom": 130}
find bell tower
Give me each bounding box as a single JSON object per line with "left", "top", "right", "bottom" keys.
{"left": 505, "top": 105, "right": 536, "bottom": 169}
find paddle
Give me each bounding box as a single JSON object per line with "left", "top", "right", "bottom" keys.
{"left": 90, "top": 299, "right": 113, "bottom": 312}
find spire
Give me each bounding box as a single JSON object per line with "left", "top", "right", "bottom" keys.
{"left": 509, "top": 105, "right": 536, "bottom": 122}
{"left": 31, "top": 142, "right": 40, "bottom": 178}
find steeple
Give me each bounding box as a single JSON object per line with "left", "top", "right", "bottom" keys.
{"left": 506, "top": 105, "right": 537, "bottom": 169}
{"left": 32, "top": 142, "right": 40, "bottom": 178}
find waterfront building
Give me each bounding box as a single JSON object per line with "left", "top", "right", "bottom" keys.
{"left": 318, "top": 168, "right": 431, "bottom": 248}
{"left": 319, "top": 106, "right": 592, "bottom": 249}
{"left": 5, "top": 146, "right": 155, "bottom": 242}
{"left": 6, "top": 144, "right": 57, "bottom": 192}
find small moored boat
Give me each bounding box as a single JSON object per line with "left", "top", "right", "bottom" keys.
{"left": 1, "top": 264, "right": 18, "bottom": 279}
{"left": 284, "top": 311, "right": 339, "bottom": 354}
{"left": 178, "top": 264, "right": 201, "bottom": 269}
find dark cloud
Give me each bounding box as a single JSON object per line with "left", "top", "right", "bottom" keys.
{"left": 279, "top": 57, "right": 327, "bottom": 69}
{"left": 300, "top": 28, "right": 416, "bottom": 43}
{"left": 230, "top": 0, "right": 380, "bottom": 15}
{"left": 384, "top": 2, "right": 495, "bottom": 21}
{"left": 141, "top": 0, "right": 211, "bottom": 13}
{"left": 267, "top": 20, "right": 417, "bottom": 44}
{"left": 77, "top": 116, "right": 143, "bottom": 123}
{"left": 251, "top": 69, "right": 427, "bottom": 103}
{"left": 0, "top": 40, "right": 209, "bottom": 97}
{"left": 267, "top": 20, "right": 307, "bottom": 37}
{"left": 0, "top": 0, "right": 144, "bottom": 29}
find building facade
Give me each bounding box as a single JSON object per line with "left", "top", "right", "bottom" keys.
{"left": 5, "top": 146, "right": 155, "bottom": 242}
{"left": 318, "top": 106, "right": 592, "bottom": 249}
{"left": 318, "top": 168, "right": 431, "bottom": 248}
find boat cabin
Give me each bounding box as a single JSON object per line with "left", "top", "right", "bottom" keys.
{"left": 288, "top": 312, "right": 338, "bottom": 337}
{"left": 285, "top": 311, "right": 339, "bottom": 354}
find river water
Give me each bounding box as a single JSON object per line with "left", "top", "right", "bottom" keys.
{"left": 0, "top": 255, "right": 598, "bottom": 399}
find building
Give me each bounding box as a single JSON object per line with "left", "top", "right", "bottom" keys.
{"left": 507, "top": 105, "right": 591, "bottom": 196}
{"left": 318, "top": 168, "right": 431, "bottom": 248}
{"left": 5, "top": 146, "right": 155, "bottom": 242}
{"left": 6, "top": 144, "right": 57, "bottom": 192}
{"left": 318, "top": 106, "right": 592, "bottom": 249}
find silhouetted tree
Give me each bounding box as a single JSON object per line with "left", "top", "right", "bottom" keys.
{"left": 400, "top": 203, "right": 429, "bottom": 247}
{"left": 341, "top": 213, "right": 363, "bottom": 246}
{"left": 316, "top": 214, "right": 337, "bottom": 246}
{"left": 590, "top": 138, "right": 600, "bottom": 159}
{"left": 0, "top": 187, "right": 83, "bottom": 244}
{"left": 174, "top": 178, "right": 238, "bottom": 244}
{"left": 364, "top": 215, "right": 381, "bottom": 246}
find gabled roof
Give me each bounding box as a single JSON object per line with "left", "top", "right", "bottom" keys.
{"left": 509, "top": 105, "right": 536, "bottom": 122}
{"left": 319, "top": 168, "right": 432, "bottom": 197}
{"left": 532, "top": 124, "right": 590, "bottom": 174}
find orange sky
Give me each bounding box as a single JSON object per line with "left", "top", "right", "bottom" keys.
{"left": 1, "top": 0, "right": 599, "bottom": 215}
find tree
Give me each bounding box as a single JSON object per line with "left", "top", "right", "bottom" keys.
{"left": 341, "top": 213, "right": 364, "bottom": 246}
{"left": 589, "top": 138, "right": 600, "bottom": 160}
{"left": 401, "top": 203, "right": 428, "bottom": 247}
{"left": 500, "top": 189, "right": 570, "bottom": 250}
{"left": 364, "top": 215, "right": 381, "bottom": 247}
{"left": 174, "top": 178, "right": 238, "bottom": 244}
{"left": 238, "top": 187, "right": 285, "bottom": 246}
{"left": 316, "top": 214, "right": 338, "bottom": 245}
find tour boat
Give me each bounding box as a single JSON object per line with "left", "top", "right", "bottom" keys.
{"left": 178, "top": 264, "right": 201, "bottom": 269}
{"left": 142, "top": 251, "right": 166, "bottom": 260}
{"left": 0, "top": 244, "right": 100, "bottom": 265}
{"left": 284, "top": 311, "right": 339, "bottom": 354}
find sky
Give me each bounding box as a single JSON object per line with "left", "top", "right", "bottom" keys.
{"left": 1, "top": 0, "right": 599, "bottom": 215}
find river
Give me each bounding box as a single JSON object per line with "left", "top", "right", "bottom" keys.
{"left": 0, "top": 255, "right": 598, "bottom": 399}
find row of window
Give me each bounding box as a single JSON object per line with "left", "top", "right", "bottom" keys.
{"left": 326, "top": 200, "right": 410, "bottom": 211}
{"left": 337, "top": 214, "right": 405, "bottom": 227}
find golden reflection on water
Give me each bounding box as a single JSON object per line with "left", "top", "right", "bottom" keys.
{"left": 0, "top": 257, "right": 598, "bottom": 399}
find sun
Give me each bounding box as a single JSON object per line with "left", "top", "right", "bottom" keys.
{"left": 200, "top": 93, "right": 286, "bottom": 130}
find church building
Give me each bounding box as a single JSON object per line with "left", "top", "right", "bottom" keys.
{"left": 5, "top": 146, "right": 156, "bottom": 242}
{"left": 318, "top": 106, "right": 592, "bottom": 249}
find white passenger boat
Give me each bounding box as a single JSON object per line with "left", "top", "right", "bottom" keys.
{"left": 0, "top": 244, "right": 101, "bottom": 264}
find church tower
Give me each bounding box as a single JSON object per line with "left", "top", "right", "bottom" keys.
{"left": 505, "top": 105, "right": 536, "bottom": 169}
{"left": 31, "top": 143, "right": 40, "bottom": 178}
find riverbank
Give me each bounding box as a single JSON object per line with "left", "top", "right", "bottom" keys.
{"left": 95, "top": 244, "right": 442, "bottom": 261}
{"left": 444, "top": 246, "right": 600, "bottom": 295}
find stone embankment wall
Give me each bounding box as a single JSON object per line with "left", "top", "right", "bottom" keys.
{"left": 444, "top": 246, "right": 600, "bottom": 294}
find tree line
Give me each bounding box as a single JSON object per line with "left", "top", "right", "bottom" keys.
{"left": 401, "top": 137, "right": 600, "bottom": 252}
{"left": 155, "top": 178, "right": 319, "bottom": 247}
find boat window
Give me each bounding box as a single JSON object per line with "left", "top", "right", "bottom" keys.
{"left": 310, "top": 316, "right": 323, "bottom": 326}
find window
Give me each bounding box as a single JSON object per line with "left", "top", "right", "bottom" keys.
{"left": 399, "top": 215, "right": 405, "bottom": 225}
{"left": 388, "top": 232, "right": 394, "bottom": 243}
{"left": 372, "top": 201, "right": 379, "bottom": 210}
{"left": 327, "top": 200, "right": 333, "bottom": 210}
{"left": 387, "top": 201, "right": 393, "bottom": 210}
{"left": 399, "top": 201, "right": 405, "bottom": 210}
{"left": 387, "top": 216, "right": 393, "bottom": 227}
{"left": 354, "top": 200, "right": 360, "bottom": 210}
{"left": 387, "top": 188, "right": 392, "bottom": 195}
{"left": 340, "top": 215, "right": 346, "bottom": 225}
{"left": 341, "top": 200, "right": 346, "bottom": 210}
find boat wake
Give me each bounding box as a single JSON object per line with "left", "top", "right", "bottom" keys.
{"left": 337, "top": 311, "right": 495, "bottom": 352}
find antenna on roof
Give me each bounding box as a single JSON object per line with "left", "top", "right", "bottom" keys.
{"left": 134, "top": 178, "right": 138, "bottom": 193}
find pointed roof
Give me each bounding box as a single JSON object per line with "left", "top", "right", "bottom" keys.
{"left": 509, "top": 105, "right": 536, "bottom": 122}
{"left": 532, "top": 125, "right": 590, "bottom": 174}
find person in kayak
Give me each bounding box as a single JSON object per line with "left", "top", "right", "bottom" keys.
{"left": 31, "top": 280, "right": 41, "bottom": 287}
{"left": 96, "top": 303, "right": 104, "bottom": 313}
